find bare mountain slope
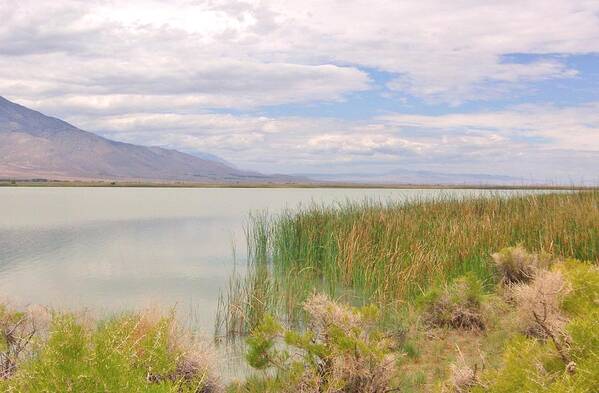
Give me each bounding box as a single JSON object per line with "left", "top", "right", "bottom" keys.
{"left": 0, "top": 96, "right": 283, "bottom": 183}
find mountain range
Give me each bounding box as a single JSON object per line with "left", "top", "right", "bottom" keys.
{"left": 1, "top": 96, "right": 538, "bottom": 186}
{"left": 0, "top": 96, "right": 294, "bottom": 183}
{"left": 302, "top": 170, "right": 525, "bottom": 186}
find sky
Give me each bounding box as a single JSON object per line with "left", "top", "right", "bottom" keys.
{"left": 1, "top": 0, "right": 598, "bottom": 182}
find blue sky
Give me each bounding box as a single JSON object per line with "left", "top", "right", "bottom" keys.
{"left": 1, "top": 0, "right": 598, "bottom": 182}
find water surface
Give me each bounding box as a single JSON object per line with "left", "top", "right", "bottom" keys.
{"left": 0, "top": 187, "right": 539, "bottom": 332}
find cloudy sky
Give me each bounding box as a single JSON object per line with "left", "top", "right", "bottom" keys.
{"left": 1, "top": 0, "right": 598, "bottom": 182}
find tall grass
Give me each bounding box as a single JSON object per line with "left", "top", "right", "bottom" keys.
{"left": 217, "top": 191, "right": 599, "bottom": 336}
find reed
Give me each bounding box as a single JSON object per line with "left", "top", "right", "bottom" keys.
{"left": 217, "top": 191, "right": 599, "bottom": 336}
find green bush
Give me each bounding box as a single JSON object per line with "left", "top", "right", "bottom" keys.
{"left": 241, "top": 294, "right": 399, "bottom": 393}
{"left": 474, "top": 258, "right": 599, "bottom": 393}
{"left": 558, "top": 259, "right": 599, "bottom": 316}
{"left": 0, "top": 311, "right": 220, "bottom": 393}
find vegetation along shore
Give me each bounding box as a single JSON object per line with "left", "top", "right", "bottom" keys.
{"left": 1, "top": 191, "right": 598, "bottom": 392}
{"left": 1, "top": 178, "right": 598, "bottom": 190}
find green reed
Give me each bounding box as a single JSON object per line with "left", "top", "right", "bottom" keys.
{"left": 216, "top": 191, "right": 599, "bottom": 337}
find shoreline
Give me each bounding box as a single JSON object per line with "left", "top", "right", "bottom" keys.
{"left": 1, "top": 179, "right": 596, "bottom": 190}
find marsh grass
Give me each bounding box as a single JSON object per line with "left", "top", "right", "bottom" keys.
{"left": 217, "top": 191, "right": 599, "bottom": 336}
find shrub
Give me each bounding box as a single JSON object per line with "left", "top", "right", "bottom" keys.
{"left": 558, "top": 259, "right": 599, "bottom": 316}
{"left": 492, "top": 246, "right": 553, "bottom": 285}
{"left": 421, "top": 273, "right": 486, "bottom": 331}
{"left": 447, "top": 350, "right": 480, "bottom": 393}
{"left": 0, "top": 309, "right": 221, "bottom": 393}
{"left": 243, "top": 294, "right": 399, "bottom": 393}
{"left": 0, "top": 304, "right": 36, "bottom": 380}
{"left": 472, "top": 336, "right": 559, "bottom": 393}
{"left": 512, "top": 269, "right": 570, "bottom": 341}
{"left": 474, "top": 258, "right": 599, "bottom": 393}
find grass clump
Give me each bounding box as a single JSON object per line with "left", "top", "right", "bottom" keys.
{"left": 232, "top": 294, "right": 399, "bottom": 393}
{"left": 420, "top": 273, "right": 487, "bottom": 331}
{"left": 492, "top": 246, "right": 554, "bottom": 285}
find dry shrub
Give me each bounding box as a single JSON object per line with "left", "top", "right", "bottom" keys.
{"left": 512, "top": 269, "right": 570, "bottom": 340}
{"left": 134, "top": 309, "right": 222, "bottom": 392}
{"left": 426, "top": 300, "right": 485, "bottom": 331}
{"left": 303, "top": 293, "right": 363, "bottom": 335}
{"left": 447, "top": 347, "right": 482, "bottom": 393}
{"left": 0, "top": 304, "right": 37, "bottom": 379}
{"left": 300, "top": 294, "right": 397, "bottom": 393}
{"left": 510, "top": 268, "right": 574, "bottom": 366}
{"left": 449, "top": 362, "right": 475, "bottom": 393}
{"left": 174, "top": 333, "right": 222, "bottom": 392}
{"left": 492, "top": 246, "right": 553, "bottom": 285}
{"left": 174, "top": 348, "right": 222, "bottom": 393}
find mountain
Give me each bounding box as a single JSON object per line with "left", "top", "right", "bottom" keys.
{"left": 0, "top": 96, "right": 293, "bottom": 183}
{"left": 301, "top": 169, "right": 526, "bottom": 185}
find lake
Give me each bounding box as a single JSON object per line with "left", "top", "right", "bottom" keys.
{"left": 0, "top": 187, "right": 541, "bottom": 333}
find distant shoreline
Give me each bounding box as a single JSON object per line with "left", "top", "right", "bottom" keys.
{"left": 0, "top": 179, "right": 596, "bottom": 190}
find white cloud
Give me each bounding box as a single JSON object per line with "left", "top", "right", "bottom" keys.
{"left": 1, "top": 60, "right": 370, "bottom": 113}
{"left": 380, "top": 103, "right": 599, "bottom": 151}
{"left": 306, "top": 134, "right": 430, "bottom": 156}
{"left": 257, "top": 0, "right": 596, "bottom": 102}
{"left": 2, "top": 0, "right": 598, "bottom": 108}
{"left": 1, "top": 0, "right": 598, "bottom": 181}
{"left": 59, "top": 103, "right": 598, "bottom": 181}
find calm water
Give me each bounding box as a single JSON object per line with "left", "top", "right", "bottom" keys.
{"left": 0, "top": 187, "right": 538, "bottom": 332}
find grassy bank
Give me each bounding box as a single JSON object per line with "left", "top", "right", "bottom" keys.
{"left": 230, "top": 252, "right": 599, "bottom": 392}
{"left": 218, "top": 191, "right": 599, "bottom": 336}
{"left": 219, "top": 191, "right": 599, "bottom": 392}
{"left": 2, "top": 248, "right": 598, "bottom": 392}
{"left": 2, "top": 191, "right": 597, "bottom": 392}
